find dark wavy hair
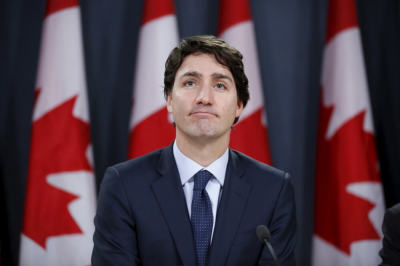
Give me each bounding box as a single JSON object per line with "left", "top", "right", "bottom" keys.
{"left": 164, "top": 35, "right": 249, "bottom": 124}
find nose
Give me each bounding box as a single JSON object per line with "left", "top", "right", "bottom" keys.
{"left": 195, "top": 83, "right": 213, "bottom": 105}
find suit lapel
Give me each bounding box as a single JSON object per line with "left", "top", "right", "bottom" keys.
{"left": 151, "top": 145, "right": 196, "bottom": 266}
{"left": 208, "top": 150, "right": 251, "bottom": 266}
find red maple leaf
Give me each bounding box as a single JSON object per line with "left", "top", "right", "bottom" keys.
{"left": 23, "top": 92, "right": 92, "bottom": 249}
{"left": 314, "top": 98, "right": 381, "bottom": 255}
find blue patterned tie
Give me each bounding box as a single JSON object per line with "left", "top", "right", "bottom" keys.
{"left": 191, "top": 170, "right": 213, "bottom": 266}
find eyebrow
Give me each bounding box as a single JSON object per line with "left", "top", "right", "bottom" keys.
{"left": 179, "top": 71, "right": 233, "bottom": 83}
{"left": 211, "top": 73, "right": 233, "bottom": 83}
{"left": 179, "top": 71, "right": 201, "bottom": 79}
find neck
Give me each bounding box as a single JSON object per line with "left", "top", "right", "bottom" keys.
{"left": 175, "top": 132, "right": 230, "bottom": 167}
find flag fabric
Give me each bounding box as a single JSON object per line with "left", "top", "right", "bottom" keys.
{"left": 19, "top": 0, "right": 96, "bottom": 265}
{"left": 218, "top": 0, "right": 272, "bottom": 164}
{"left": 313, "top": 0, "right": 385, "bottom": 265}
{"left": 128, "top": 0, "right": 178, "bottom": 159}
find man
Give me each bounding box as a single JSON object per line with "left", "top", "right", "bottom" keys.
{"left": 379, "top": 203, "right": 400, "bottom": 265}
{"left": 92, "top": 35, "right": 296, "bottom": 266}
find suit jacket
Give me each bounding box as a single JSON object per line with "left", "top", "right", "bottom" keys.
{"left": 92, "top": 145, "right": 296, "bottom": 266}
{"left": 379, "top": 203, "right": 400, "bottom": 266}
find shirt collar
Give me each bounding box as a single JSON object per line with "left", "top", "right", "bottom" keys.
{"left": 173, "top": 141, "right": 228, "bottom": 186}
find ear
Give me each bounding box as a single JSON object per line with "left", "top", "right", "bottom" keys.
{"left": 235, "top": 100, "right": 244, "bottom": 118}
{"left": 166, "top": 93, "right": 173, "bottom": 113}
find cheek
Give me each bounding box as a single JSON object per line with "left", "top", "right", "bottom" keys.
{"left": 171, "top": 97, "right": 189, "bottom": 116}
{"left": 222, "top": 98, "right": 240, "bottom": 115}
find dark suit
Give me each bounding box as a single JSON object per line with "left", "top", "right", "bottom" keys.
{"left": 379, "top": 203, "right": 400, "bottom": 266}
{"left": 92, "top": 145, "right": 296, "bottom": 265}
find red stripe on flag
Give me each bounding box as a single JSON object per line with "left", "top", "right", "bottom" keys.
{"left": 218, "top": 0, "right": 251, "bottom": 35}
{"left": 325, "top": 0, "right": 358, "bottom": 43}
{"left": 45, "top": 0, "right": 78, "bottom": 18}
{"left": 230, "top": 108, "right": 272, "bottom": 164}
{"left": 142, "top": 0, "right": 175, "bottom": 25}
{"left": 128, "top": 107, "right": 175, "bottom": 158}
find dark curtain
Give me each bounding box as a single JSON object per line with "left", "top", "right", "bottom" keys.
{"left": 0, "top": 0, "right": 46, "bottom": 264}
{"left": 1, "top": 0, "right": 399, "bottom": 265}
{"left": 357, "top": 0, "right": 400, "bottom": 208}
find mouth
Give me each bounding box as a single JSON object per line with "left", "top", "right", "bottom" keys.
{"left": 189, "top": 111, "right": 217, "bottom": 118}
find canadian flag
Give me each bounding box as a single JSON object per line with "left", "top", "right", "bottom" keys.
{"left": 313, "top": 0, "right": 385, "bottom": 265}
{"left": 128, "top": 0, "right": 177, "bottom": 158}
{"left": 19, "top": 0, "right": 96, "bottom": 265}
{"left": 218, "top": 0, "right": 272, "bottom": 164}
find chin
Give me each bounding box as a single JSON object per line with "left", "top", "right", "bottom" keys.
{"left": 181, "top": 127, "right": 218, "bottom": 140}
{"left": 195, "top": 122, "right": 218, "bottom": 135}
{"left": 177, "top": 122, "right": 230, "bottom": 140}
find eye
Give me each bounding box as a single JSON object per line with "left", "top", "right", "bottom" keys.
{"left": 184, "top": 80, "right": 195, "bottom": 87}
{"left": 215, "top": 82, "right": 227, "bottom": 90}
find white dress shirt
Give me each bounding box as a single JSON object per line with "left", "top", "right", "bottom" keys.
{"left": 173, "top": 141, "right": 228, "bottom": 239}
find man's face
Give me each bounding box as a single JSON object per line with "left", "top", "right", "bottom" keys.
{"left": 167, "top": 53, "right": 243, "bottom": 143}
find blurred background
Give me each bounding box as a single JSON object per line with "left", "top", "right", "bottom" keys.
{"left": 1, "top": 0, "right": 399, "bottom": 265}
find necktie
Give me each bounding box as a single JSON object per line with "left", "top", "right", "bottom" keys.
{"left": 191, "top": 170, "right": 213, "bottom": 266}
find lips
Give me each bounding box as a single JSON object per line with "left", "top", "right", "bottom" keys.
{"left": 189, "top": 110, "right": 217, "bottom": 118}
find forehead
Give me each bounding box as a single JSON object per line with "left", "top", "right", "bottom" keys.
{"left": 175, "top": 53, "right": 233, "bottom": 79}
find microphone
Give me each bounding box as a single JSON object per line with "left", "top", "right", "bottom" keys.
{"left": 256, "top": 225, "right": 280, "bottom": 266}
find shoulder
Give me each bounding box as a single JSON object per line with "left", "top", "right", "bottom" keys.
{"left": 229, "top": 149, "right": 294, "bottom": 205}
{"left": 101, "top": 147, "right": 170, "bottom": 188}
{"left": 380, "top": 203, "right": 400, "bottom": 264}
{"left": 387, "top": 203, "right": 400, "bottom": 216}
{"left": 112, "top": 148, "right": 164, "bottom": 175}
{"left": 230, "top": 149, "right": 290, "bottom": 184}
{"left": 383, "top": 203, "right": 400, "bottom": 232}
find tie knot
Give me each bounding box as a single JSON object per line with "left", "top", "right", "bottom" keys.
{"left": 193, "top": 170, "right": 212, "bottom": 191}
